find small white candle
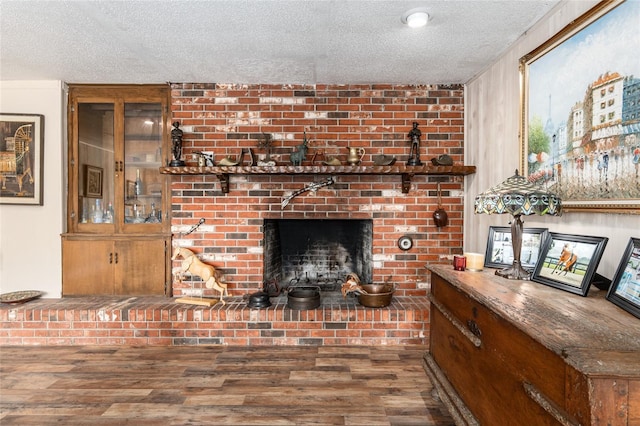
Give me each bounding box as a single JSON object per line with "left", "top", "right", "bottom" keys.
{"left": 464, "top": 252, "right": 485, "bottom": 271}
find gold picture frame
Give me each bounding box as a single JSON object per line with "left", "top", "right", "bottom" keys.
{"left": 519, "top": 0, "right": 640, "bottom": 213}
{"left": 84, "top": 165, "right": 103, "bottom": 198}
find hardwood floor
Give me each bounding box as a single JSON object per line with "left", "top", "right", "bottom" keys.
{"left": 0, "top": 345, "right": 455, "bottom": 425}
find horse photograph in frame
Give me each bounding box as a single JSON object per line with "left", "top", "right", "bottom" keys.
{"left": 484, "top": 226, "right": 547, "bottom": 271}
{"left": 532, "top": 232, "right": 609, "bottom": 296}
{"left": 606, "top": 237, "right": 640, "bottom": 319}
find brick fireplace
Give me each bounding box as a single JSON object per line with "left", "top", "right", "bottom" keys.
{"left": 167, "top": 82, "right": 469, "bottom": 343}
{"left": 170, "top": 83, "right": 466, "bottom": 299}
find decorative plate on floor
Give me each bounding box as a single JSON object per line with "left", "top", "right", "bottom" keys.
{"left": 0, "top": 290, "right": 44, "bottom": 304}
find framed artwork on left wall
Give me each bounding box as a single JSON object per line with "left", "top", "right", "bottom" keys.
{"left": 0, "top": 113, "right": 45, "bottom": 205}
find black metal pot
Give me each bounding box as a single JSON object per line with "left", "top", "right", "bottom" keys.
{"left": 287, "top": 286, "right": 321, "bottom": 310}
{"left": 248, "top": 291, "right": 272, "bottom": 308}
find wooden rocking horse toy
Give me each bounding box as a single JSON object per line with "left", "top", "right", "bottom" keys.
{"left": 172, "top": 246, "right": 228, "bottom": 306}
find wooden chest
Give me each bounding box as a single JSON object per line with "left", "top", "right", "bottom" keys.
{"left": 424, "top": 265, "right": 640, "bottom": 426}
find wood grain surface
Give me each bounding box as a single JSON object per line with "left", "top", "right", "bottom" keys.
{"left": 0, "top": 345, "right": 455, "bottom": 425}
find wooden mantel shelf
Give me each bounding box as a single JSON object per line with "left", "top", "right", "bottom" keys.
{"left": 160, "top": 164, "right": 476, "bottom": 194}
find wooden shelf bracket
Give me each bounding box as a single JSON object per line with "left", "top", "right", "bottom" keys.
{"left": 216, "top": 173, "right": 230, "bottom": 194}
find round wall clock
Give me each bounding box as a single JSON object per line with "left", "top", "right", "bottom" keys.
{"left": 398, "top": 236, "right": 413, "bottom": 251}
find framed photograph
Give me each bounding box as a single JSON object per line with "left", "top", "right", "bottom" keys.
{"left": 0, "top": 113, "right": 45, "bottom": 205}
{"left": 519, "top": 0, "right": 640, "bottom": 213}
{"left": 532, "top": 232, "right": 608, "bottom": 296}
{"left": 126, "top": 180, "right": 136, "bottom": 200}
{"left": 484, "top": 226, "right": 547, "bottom": 271}
{"left": 83, "top": 165, "right": 103, "bottom": 198}
{"left": 606, "top": 237, "right": 640, "bottom": 319}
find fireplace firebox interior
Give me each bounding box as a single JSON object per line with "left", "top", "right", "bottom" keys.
{"left": 263, "top": 219, "right": 373, "bottom": 292}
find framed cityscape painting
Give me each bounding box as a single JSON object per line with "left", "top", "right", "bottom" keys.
{"left": 519, "top": 0, "right": 640, "bottom": 212}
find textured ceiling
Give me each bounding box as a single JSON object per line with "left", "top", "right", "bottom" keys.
{"left": 0, "top": 0, "right": 560, "bottom": 85}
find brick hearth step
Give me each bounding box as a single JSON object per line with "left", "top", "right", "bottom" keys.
{"left": 0, "top": 295, "right": 429, "bottom": 346}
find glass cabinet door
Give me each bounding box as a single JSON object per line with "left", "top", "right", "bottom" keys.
{"left": 77, "top": 102, "right": 116, "bottom": 229}
{"left": 123, "top": 102, "right": 163, "bottom": 226}
{"left": 70, "top": 86, "right": 169, "bottom": 234}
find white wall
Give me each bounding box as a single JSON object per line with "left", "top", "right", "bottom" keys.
{"left": 0, "top": 81, "right": 66, "bottom": 297}
{"left": 464, "top": 0, "right": 637, "bottom": 280}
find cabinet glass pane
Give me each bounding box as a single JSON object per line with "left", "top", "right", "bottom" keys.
{"left": 78, "top": 103, "right": 115, "bottom": 225}
{"left": 123, "top": 103, "right": 162, "bottom": 224}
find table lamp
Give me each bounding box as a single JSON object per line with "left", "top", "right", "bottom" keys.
{"left": 474, "top": 169, "right": 562, "bottom": 280}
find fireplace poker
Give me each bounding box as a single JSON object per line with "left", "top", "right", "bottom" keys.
{"left": 183, "top": 217, "right": 205, "bottom": 236}
{"left": 281, "top": 176, "right": 335, "bottom": 209}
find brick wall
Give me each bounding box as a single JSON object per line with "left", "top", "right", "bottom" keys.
{"left": 0, "top": 296, "right": 430, "bottom": 346}
{"left": 170, "top": 83, "right": 465, "bottom": 298}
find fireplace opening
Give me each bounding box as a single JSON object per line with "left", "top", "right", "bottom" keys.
{"left": 263, "top": 219, "right": 373, "bottom": 292}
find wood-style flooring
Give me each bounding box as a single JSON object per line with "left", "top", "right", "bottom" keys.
{"left": 0, "top": 345, "right": 455, "bottom": 425}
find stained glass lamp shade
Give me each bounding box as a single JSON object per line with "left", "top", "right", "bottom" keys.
{"left": 474, "top": 170, "right": 562, "bottom": 280}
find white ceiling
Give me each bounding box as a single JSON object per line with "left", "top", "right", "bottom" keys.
{"left": 0, "top": 0, "right": 560, "bottom": 85}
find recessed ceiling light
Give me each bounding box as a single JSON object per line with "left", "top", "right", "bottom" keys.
{"left": 401, "top": 8, "right": 429, "bottom": 28}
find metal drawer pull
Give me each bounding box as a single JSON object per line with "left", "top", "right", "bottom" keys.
{"left": 466, "top": 319, "right": 482, "bottom": 338}
{"left": 523, "top": 382, "right": 579, "bottom": 426}
{"left": 428, "top": 294, "right": 482, "bottom": 347}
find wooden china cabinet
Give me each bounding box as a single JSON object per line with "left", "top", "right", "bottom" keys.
{"left": 62, "top": 85, "right": 171, "bottom": 296}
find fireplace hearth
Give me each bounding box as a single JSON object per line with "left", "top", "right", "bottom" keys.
{"left": 263, "top": 219, "right": 373, "bottom": 292}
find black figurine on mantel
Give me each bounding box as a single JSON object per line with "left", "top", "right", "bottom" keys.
{"left": 170, "top": 122, "right": 185, "bottom": 167}
{"left": 406, "top": 121, "right": 423, "bottom": 166}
